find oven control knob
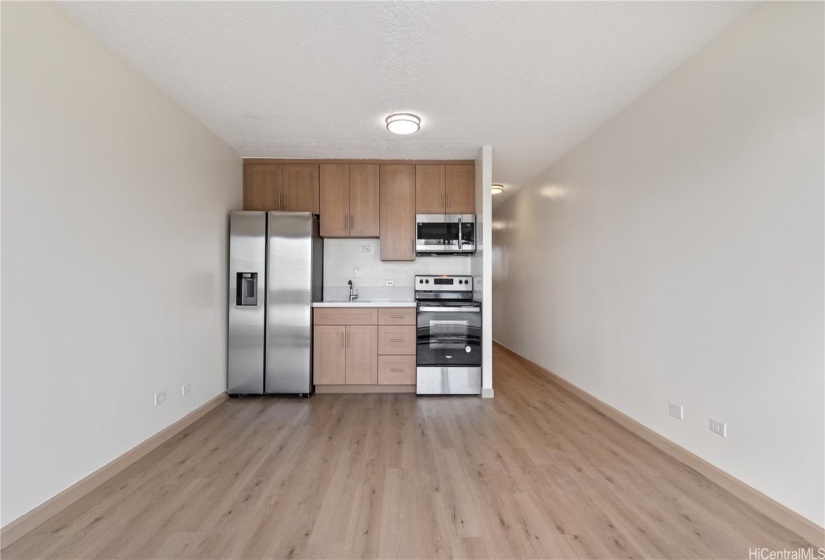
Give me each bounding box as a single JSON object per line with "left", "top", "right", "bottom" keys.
{"left": 466, "top": 346, "right": 471, "bottom": 353}
{"left": 419, "top": 279, "right": 423, "bottom": 284}
{"left": 425, "top": 279, "right": 430, "bottom": 284}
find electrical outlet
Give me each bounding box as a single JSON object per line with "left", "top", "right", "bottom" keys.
{"left": 385, "top": 279, "right": 394, "bottom": 287}
{"left": 669, "top": 402, "right": 683, "bottom": 420}
{"left": 361, "top": 245, "right": 371, "bottom": 253}
{"left": 182, "top": 383, "right": 191, "bottom": 396}
{"left": 154, "top": 391, "right": 166, "bottom": 406}
{"left": 709, "top": 418, "right": 727, "bottom": 437}
{"left": 353, "top": 267, "right": 359, "bottom": 279}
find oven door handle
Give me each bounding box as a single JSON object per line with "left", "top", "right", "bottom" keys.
{"left": 418, "top": 306, "right": 480, "bottom": 313}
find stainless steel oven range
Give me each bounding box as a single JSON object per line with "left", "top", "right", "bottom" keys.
{"left": 415, "top": 275, "right": 481, "bottom": 395}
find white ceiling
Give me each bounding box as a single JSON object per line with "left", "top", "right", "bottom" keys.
{"left": 60, "top": 1, "right": 752, "bottom": 205}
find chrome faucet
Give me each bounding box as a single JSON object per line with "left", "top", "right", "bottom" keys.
{"left": 348, "top": 279, "right": 359, "bottom": 302}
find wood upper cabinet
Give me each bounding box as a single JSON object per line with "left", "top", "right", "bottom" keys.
{"left": 320, "top": 164, "right": 349, "bottom": 237}
{"left": 313, "top": 325, "right": 346, "bottom": 385}
{"left": 415, "top": 165, "right": 446, "bottom": 213}
{"left": 414, "top": 164, "right": 475, "bottom": 214}
{"left": 379, "top": 165, "right": 416, "bottom": 261}
{"left": 320, "top": 164, "right": 379, "bottom": 238}
{"left": 445, "top": 165, "right": 475, "bottom": 214}
{"left": 345, "top": 325, "right": 378, "bottom": 384}
{"left": 283, "top": 164, "right": 320, "bottom": 213}
{"left": 244, "top": 164, "right": 283, "bottom": 211}
{"left": 348, "top": 164, "right": 379, "bottom": 237}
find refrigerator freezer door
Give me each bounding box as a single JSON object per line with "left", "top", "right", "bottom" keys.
{"left": 228, "top": 212, "right": 266, "bottom": 394}
{"left": 265, "top": 212, "right": 317, "bottom": 394}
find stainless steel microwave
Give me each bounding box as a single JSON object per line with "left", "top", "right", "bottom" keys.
{"left": 415, "top": 214, "right": 476, "bottom": 255}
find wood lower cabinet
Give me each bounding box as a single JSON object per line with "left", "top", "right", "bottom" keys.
{"left": 320, "top": 163, "right": 379, "bottom": 238}
{"left": 379, "top": 165, "right": 416, "bottom": 261}
{"left": 345, "top": 325, "right": 378, "bottom": 384}
{"left": 313, "top": 306, "right": 415, "bottom": 391}
{"left": 378, "top": 326, "right": 415, "bottom": 355}
{"left": 313, "top": 325, "right": 346, "bottom": 385}
{"left": 378, "top": 355, "right": 416, "bottom": 385}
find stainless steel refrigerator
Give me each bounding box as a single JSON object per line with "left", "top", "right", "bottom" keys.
{"left": 228, "top": 212, "right": 322, "bottom": 396}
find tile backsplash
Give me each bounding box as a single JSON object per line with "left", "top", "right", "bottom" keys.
{"left": 323, "top": 238, "right": 471, "bottom": 301}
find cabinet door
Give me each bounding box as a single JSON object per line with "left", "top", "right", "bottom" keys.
{"left": 379, "top": 165, "right": 416, "bottom": 261}
{"left": 445, "top": 165, "right": 475, "bottom": 214}
{"left": 378, "top": 326, "right": 416, "bottom": 355}
{"left": 320, "top": 164, "right": 350, "bottom": 237}
{"left": 345, "top": 325, "right": 377, "bottom": 384}
{"left": 378, "top": 355, "right": 416, "bottom": 385}
{"left": 244, "top": 165, "right": 283, "bottom": 211}
{"left": 415, "top": 165, "right": 446, "bottom": 213}
{"left": 313, "top": 326, "right": 346, "bottom": 385}
{"left": 349, "top": 164, "right": 380, "bottom": 238}
{"left": 283, "top": 164, "right": 320, "bottom": 213}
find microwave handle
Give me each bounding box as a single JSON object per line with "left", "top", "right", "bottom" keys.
{"left": 458, "top": 217, "right": 463, "bottom": 251}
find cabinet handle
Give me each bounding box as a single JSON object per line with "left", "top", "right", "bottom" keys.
{"left": 341, "top": 332, "right": 344, "bottom": 348}
{"left": 350, "top": 214, "right": 354, "bottom": 230}
{"left": 347, "top": 332, "right": 350, "bottom": 348}
{"left": 278, "top": 192, "right": 282, "bottom": 210}
{"left": 390, "top": 315, "right": 404, "bottom": 319}
{"left": 447, "top": 193, "right": 450, "bottom": 209}
{"left": 391, "top": 368, "right": 404, "bottom": 372}
{"left": 390, "top": 338, "right": 404, "bottom": 343}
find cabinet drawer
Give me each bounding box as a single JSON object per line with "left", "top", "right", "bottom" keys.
{"left": 314, "top": 307, "right": 377, "bottom": 325}
{"left": 378, "top": 326, "right": 416, "bottom": 355}
{"left": 378, "top": 355, "right": 416, "bottom": 385}
{"left": 378, "top": 307, "right": 416, "bottom": 326}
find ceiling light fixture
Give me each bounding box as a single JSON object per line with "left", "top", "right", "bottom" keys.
{"left": 491, "top": 184, "right": 504, "bottom": 195}
{"left": 386, "top": 113, "right": 421, "bottom": 135}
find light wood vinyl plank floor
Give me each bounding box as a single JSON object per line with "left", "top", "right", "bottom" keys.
{"left": 3, "top": 344, "right": 812, "bottom": 559}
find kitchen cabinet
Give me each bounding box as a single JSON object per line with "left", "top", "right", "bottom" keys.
{"left": 345, "top": 325, "right": 378, "bottom": 384}
{"left": 379, "top": 165, "right": 416, "bottom": 261}
{"left": 377, "top": 308, "right": 416, "bottom": 385}
{"left": 320, "top": 164, "right": 379, "bottom": 238}
{"left": 313, "top": 308, "right": 377, "bottom": 386}
{"left": 445, "top": 164, "right": 476, "bottom": 213}
{"left": 243, "top": 163, "right": 319, "bottom": 213}
{"left": 313, "top": 325, "right": 346, "bottom": 385}
{"left": 415, "top": 165, "right": 446, "bottom": 213}
{"left": 244, "top": 164, "right": 283, "bottom": 211}
{"left": 313, "top": 306, "right": 415, "bottom": 390}
{"left": 283, "top": 164, "right": 320, "bottom": 213}
{"left": 415, "top": 164, "right": 475, "bottom": 214}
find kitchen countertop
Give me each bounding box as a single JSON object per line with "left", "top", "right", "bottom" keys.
{"left": 313, "top": 300, "right": 416, "bottom": 308}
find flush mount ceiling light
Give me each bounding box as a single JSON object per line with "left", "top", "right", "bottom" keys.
{"left": 491, "top": 184, "right": 504, "bottom": 195}
{"left": 386, "top": 113, "right": 420, "bottom": 135}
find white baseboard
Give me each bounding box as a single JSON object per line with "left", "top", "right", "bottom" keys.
{"left": 493, "top": 340, "right": 824, "bottom": 547}
{"left": 0, "top": 393, "right": 228, "bottom": 549}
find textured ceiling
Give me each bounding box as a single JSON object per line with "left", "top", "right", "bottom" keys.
{"left": 59, "top": 1, "right": 752, "bottom": 205}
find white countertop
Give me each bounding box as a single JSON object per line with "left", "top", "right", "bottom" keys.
{"left": 313, "top": 300, "right": 416, "bottom": 308}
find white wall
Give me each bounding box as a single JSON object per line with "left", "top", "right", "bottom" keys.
{"left": 473, "top": 147, "right": 494, "bottom": 397}
{"left": 1, "top": 3, "right": 241, "bottom": 527}
{"left": 322, "top": 239, "right": 471, "bottom": 301}
{"left": 493, "top": 2, "right": 823, "bottom": 527}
